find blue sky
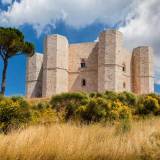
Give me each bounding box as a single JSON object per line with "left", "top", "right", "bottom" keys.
{"left": 0, "top": 22, "right": 107, "bottom": 96}
{"left": 0, "top": 0, "right": 160, "bottom": 95}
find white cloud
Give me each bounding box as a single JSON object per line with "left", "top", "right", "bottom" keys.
{"left": 1, "top": 0, "right": 12, "bottom": 5}
{"left": 119, "top": 0, "right": 160, "bottom": 85}
{"left": 0, "top": 0, "right": 133, "bottom": 34}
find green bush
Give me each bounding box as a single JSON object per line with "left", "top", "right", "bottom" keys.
{"left": 1, "top": 92, "right": 160, "bottom": 131}
{"left": 117, "top": 91, "right": 137, "bottom": 107}
{"left": 50, "top": 92, "right": 89, "bottom": 121}
{"left": 32, "top": 101, "right": 50, "bottom": 111}
{"left": 137, "top": 96, "right": 160, "bottom": 115}
{"left": 89, "top": 92, "right": 104, "bottom": 98}
{"left": 104, "top": 91, "right": 118, "bottom": 101}
{"left": 76, "top": 98, "right": 132, "bottom": 123}
{"left": 50, "top": 92, "right": 88, "bottom": 110}
{"left": 76, "top": 98, "right": 108, "bottom": 123}
{"left": 110, "top": 100, "right": 132, "bottom": 120}
{"left": 50, "top": 92, "right": 133, "bottom": 123}
{"left": 0, "top": 97, "right": 31, "bottom": 133}
{"left": 148, "top": 93, "right": 160, "bottom": 105}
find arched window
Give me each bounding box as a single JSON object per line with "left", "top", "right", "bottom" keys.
{"left": 82, "top": 79, "right": 86, "bottom": 86}
{"left": 81, "top": 59, "right": 86, "bottom": 68}
{"left": 123, "top": 82, "right": 126, "bottom": 89}
{"left": 122, "top": 63, "right": 126, "bottom": 72}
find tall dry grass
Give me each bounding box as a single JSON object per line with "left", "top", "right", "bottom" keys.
{"left": 0, "top": 118, "right": 160, "bottom": 160}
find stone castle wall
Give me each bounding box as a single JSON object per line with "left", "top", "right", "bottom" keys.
{"left": 132, "top": 47, "right": 154, "bottom": 94}
{"left": 26, "top": 29, "right": 154, "bottom": 98}
{"left": 68, "top": 42, "right": 98, "bottom": 92}
{"left": 98, "top": 30, "right": 132, "bottom": 93}
{"left": 42, "top": 35, "right": 69, "bottom": 97}
{"left": 26, "top": 53, "right": 43, "bottom": 98}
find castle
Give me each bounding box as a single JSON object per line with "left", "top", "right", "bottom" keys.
{"left": 26, "top": 29, "right": 154, "bottom": 98}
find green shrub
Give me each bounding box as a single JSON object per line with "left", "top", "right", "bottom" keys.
{"left": 148, "top": 93, "right": 160, "bottom": 105}
{"left": 33, "top": 101, "right": 50, "bottom": 111}
{"left": 76, "top": 98, "right": 108, "bottom": 123}
{"left": 137, "top": 96, "right": 160, "bottom": 115}
{"left": 64, "top": 103, "right": 78, "bottom": 121}
{"left": 0, "top": 97, "right": 31, "bottom": 133}
{"left": 117, "top": 91, "right": 137, "bottom": 107}
{"left": 89, "top": 92, "right": 96, "bottom": 98}
{"left": 50, "top": 92, "right": 88, "bottom": 110}
{"left": 31, "top": 101, "right": 57, "bottom": 124}
{"left": 50, "top": 92, "right": 134, "bottom": 123}
{"left": 50, "top": 92, "right": 89, "bottom": 121}
{"left": 110, "top": 100, "right": 132, "bottom": 120}
{"left": 76, "top": 98, "right": 132, "bottom": 123}
{"left": 104, "top": 91, "right": 118, "bottom": 101}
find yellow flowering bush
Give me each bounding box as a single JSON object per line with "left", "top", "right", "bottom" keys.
{"left": 137, "top": 96, "right": 160, "bottom": 115}
{"left": 0, "top": 97, "right": 31, "bottom": 133}
{"left": 109, "top": 100, "right": 132, "bottom": 120}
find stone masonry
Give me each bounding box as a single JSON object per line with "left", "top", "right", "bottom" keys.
{"left": 26, "top": 29, "right": 154, "bottom": 98}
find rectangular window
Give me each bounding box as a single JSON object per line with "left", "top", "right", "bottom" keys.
{"left": 82, "top": 79, "right": 86, "bottom": 86}
{"left": 81, "top": 63, "right": 86, "bottom": 68}
{"left": 81, "top": 59, "right": 86, "bottom": 68}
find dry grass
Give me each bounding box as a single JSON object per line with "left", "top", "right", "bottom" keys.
{"left": 0, "top": 118, "right": 160, "bottom": 160}
{"left": 25, "top": 97, "right": 50, "bottom": 105}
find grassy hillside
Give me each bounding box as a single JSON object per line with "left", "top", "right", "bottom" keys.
{"left": 1, "top": 91, "right": 160, "bottom": 159}
{"left": 0, "top": 118, "right": 160, "bottom": 160}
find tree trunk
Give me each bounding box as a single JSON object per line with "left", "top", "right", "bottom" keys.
{"left": 0, "top": 59, "right": 8, "bottom": 95}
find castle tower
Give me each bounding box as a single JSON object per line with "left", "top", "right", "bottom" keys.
{"left": 26, "top": 53, "right": 43, "bottom": 98}
{"left": 42, "top": 35, "right": 69, "bottom": 97}
{"left": 132, "top": 47, "right": 154, "bottom": 94}
{"left": 98, "top": 29, "right": 123, "bottom": 92}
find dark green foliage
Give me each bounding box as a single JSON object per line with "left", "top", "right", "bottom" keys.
{"left": 147, "top": 93, "right": 160, "bottom": 105}
{"left": 104, "top": 91, "right": 118, "bottom": 101}
{"left": 117, "top": 91, "right": 137, "bottom": 107}
{"left": 0, "top": 27, "right": 35, "bottom": 95}
{"left": 0, "top": 27, "right": 34, "bottom": 57}
{"left": 50, "top": 92, "right": 88, "bottom": 111}
{"left": 77, "top": 98, "right": 108, "bottom": 123}
{"left": 50, "top": 92, "right": 89, "bottom": 121}
{"left": 33, "top": 101, "right": 50, "bottom": 111}
{"left": 136, "top": 96, "right": 160, "bottom": 115}
{"left": 51, "top": 92, "right": 132, "bottom": 123}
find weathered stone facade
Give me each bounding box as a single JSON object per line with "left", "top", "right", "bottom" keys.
{"left": 26, "top": 29, "right": 154, "bottom": 98}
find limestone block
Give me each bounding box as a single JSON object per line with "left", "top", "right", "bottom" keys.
{"left": 26, "top": 53, "right": 43, "bottom": 98}
{"left": 42, "top": 35, "right": 69, "bottom": 97}
{"left": 98, "top": 29, "right": 124, "bottom": 92}
{"left": 68, "top": 42, "right": 98, "bottom": 92}
{"left": 132, "top": 46, "right": 154, "bottom": 94}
